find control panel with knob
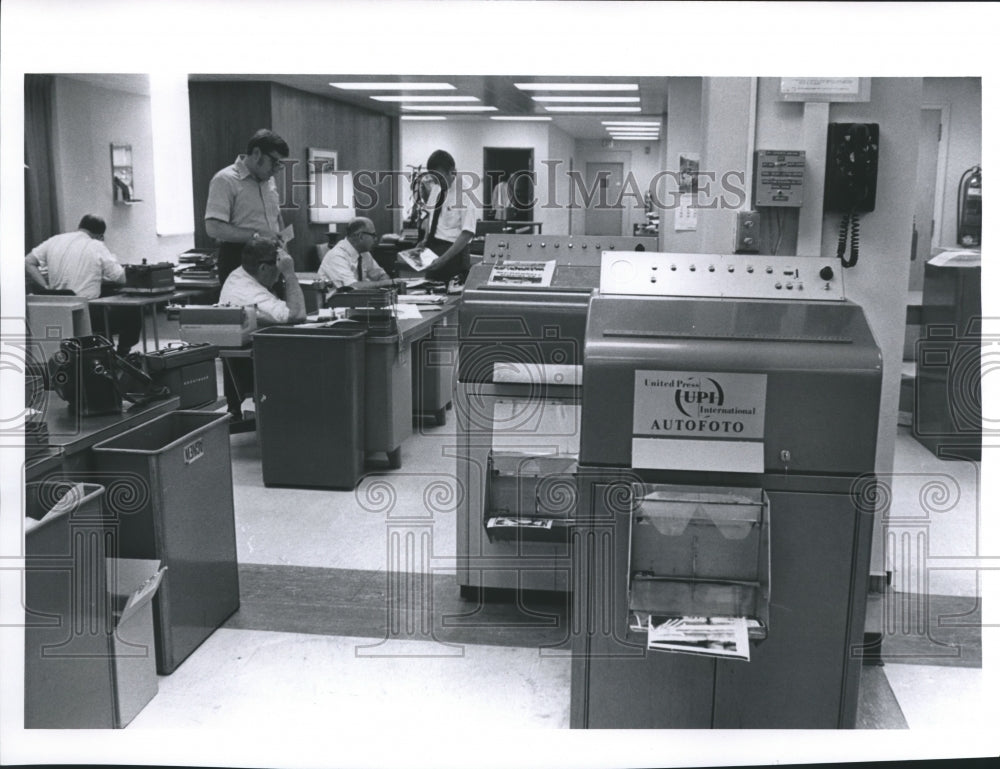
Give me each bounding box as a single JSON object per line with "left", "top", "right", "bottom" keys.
{"left": 600, "top": 252, "right": 845, "bottom": 301}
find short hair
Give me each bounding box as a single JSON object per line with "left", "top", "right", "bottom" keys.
{"left": 345, "top": 216, "right": 375, "bottom": 238}
{"left": 241, "top": 238, "right": 279, "bottom": 273}
{"left": 247, "top": 129, "right": 289, "bottom": 158}
{"left": 426, "top": 149, "right": 455, "bottom": 174}
{"left": 78, "top": 215, "right": 106, "bottom": 237}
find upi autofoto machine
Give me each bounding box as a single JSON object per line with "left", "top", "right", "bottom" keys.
{"left": 455, "top": 233, "right": 655, "bottom": 594}
{"left": 570, "top": 251, "right": 882, "bottom": 728}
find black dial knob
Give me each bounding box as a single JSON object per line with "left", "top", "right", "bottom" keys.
{"left": 819, "top": 266, "right": 834, "bottom": 281}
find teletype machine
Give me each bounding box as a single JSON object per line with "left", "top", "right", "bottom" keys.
{"left": 570, "top": 251, "right": 883, "bottom": 728}
{"left": 455, "top": 234, "right": 655, "bottom": 594}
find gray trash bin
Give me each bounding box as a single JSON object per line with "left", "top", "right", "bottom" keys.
{"left": 93, "top": 411, "right": 239, "bottom": 674}
{"left": 24, "top": 481, "right": 111, "bottom": 728}
{"left": 253, "top": 325, "right": 366, "bottom": 489}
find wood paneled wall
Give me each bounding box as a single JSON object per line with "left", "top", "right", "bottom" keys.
{"left": 188, "top": 81, "right": 273, "bottom": 250}
{"left": 270, "top": 83, "right": 397, "bottom": 268}
{"left": 188, "top": 80, "right": 397, "bottom": 269}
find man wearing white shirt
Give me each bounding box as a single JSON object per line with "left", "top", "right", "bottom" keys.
{"left": 318, "top": 217, "right": 404, "bottom": 293}
{"left": 413, "top": 149, "right": 477, "bottom": 283}
{"left": 218, "top": 239, "right": 306, "bottom": 419}
{"left": 24, "top": 214, "right": 139, "bottom": 355}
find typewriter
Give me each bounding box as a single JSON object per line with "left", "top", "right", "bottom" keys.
{"left": 121, "top": 261, "right": 176, "bottom": 294}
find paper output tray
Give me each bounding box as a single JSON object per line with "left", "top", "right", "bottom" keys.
{"left": 484, "top": 451, "right": 578, "bottom": 543}
{"left": 627, "top": 484, "right": 770, "bottom": 639}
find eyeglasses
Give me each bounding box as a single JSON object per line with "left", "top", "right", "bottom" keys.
{"left": 266, "top": 153, "right": 284, "bottom": 167}
{"left": 362, "top": 230, "right": 378, "bottom": 238}
{"left": 260, "top": 260, "right": 278, "bottom": 267}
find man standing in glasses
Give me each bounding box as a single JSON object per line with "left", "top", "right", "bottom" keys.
{"left": 318, "top": 216, "right": 404, "bottom": 293}
{"left": 218, "top": 238, "right": 306, "bottom": 420}
{"left": 205, "top": 129, "right": 290, "bottom": 285}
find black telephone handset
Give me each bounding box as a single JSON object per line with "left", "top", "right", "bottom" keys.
{"left": 825, "top": 122, "right": 879, "bottom": 267}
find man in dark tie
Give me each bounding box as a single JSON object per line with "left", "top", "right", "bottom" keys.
{"left": 317, "top": 216, "right": 402, "bottom": 292}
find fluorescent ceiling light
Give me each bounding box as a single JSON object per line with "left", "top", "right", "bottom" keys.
{"left": 371, "top": 95, "right": 479, "bottom": 102}
{"left": 608, "top": 126, "right": 661, "bottom": 131}
{"left": 490, "top": 116, "right": 552, "bottom": 122}
{"left": 515, "top": 83, "right": 638, "bottom": 91}
{"left": 610, "top": 136, "right": 660, "bottom": 141}
{"left": 532, "top": 96, "right": 640, "bottom": 103}
{"left": 330, "top": 82, "right": 455, "bottom": 90}
{"left": 544, "top": 106, "right": 642, "bottom": 113}
{"left": 401, "top": 116, "right": 448, "bottom": 121}
{"left": 401, "top": 105, "right": 498, "bottom": 112}
{"left": 602, "top": 121, "right": 660, "bottom": 127}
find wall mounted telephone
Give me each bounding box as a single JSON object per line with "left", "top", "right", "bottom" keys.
{"left": 824, "top": 122, "right": 879, "bottom": 267}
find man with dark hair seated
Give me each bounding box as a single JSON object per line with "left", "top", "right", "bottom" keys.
{"left": 205, "top": 128, "right": 291, "bottom": 286}
{"left": 217, "top": 238, "right": 306, "bottom": 420}
{"left": 24, "top": 214, "right": 141, "bottom": 356}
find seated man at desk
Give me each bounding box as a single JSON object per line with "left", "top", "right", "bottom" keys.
{"left": 218, "top": 239, "right": 307, "bottom": 420}
{"left": 24, "top": 214, "right": 140, "bottom": 356}
{"left": 318, "top": 216, "right": 404, "bottom": 294}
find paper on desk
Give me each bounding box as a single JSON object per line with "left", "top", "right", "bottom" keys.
{"left": 392, "top": 303, "right": 422, "bottom": 319}
{"left": 279, "top": 224, "right": 295, "bottom": 244}
{"left": 399, "top": 248, "right": 438, "bottom": 273}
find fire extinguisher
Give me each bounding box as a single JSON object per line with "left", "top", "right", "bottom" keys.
{"left": 957, "top": 164, "right": 981, "bottom": 247}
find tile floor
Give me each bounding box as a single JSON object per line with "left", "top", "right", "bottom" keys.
{"left": 19, "top": 315, "right": 993, "bottom": 767}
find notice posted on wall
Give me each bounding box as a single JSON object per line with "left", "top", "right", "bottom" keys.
{"left": 487, "top": 260, "right": 556, "bottom": 287}
{"left": 631, "top": 614, "right": 751, "bottom": 661}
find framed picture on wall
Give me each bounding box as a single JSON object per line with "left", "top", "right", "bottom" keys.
{"left": 307, "top": 147, "right": 355, "bottom": 224}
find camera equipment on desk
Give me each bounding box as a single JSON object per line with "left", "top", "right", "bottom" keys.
{"left": 121, "top": 260, "right": 176, "bottom": 294}
{"left": 144, "top": 342, "right": 220, "bottom": 409}
{"left": 47, "top": 335, "right": 170, "bottom": 417}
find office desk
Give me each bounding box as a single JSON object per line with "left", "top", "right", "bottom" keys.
{"left": 90, "top": 290, "right": 202, "bottom": 353}
{"left": 249, "top": 298, "right": 458, "bottom": 473}
{"left": 31, "top": 392, "right": 181, "bottom": 476}
{"left": 399, "top": 298, "right": 460, "bottom": 425}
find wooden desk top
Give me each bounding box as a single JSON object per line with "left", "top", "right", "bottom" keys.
{"left": 89, "top": 290, "right": 199, "bottom": 308}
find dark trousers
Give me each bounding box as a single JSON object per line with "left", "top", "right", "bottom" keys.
{"left": 424, "top": 237, "right": 470, "bottom": 283}
{"left": 88, "top": 305, "right": 142, "bottom": 356}
{"left": 223, "top": 357, "right": 255, "bottom": 418}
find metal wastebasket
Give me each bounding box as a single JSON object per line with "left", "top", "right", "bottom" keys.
{"left": 24, "top": 481, "right": 110, "bottom": 728}
{"left": 253, "top": 325, "right": 366, "bottom": 489}
{"left": 92, "top": 411, "right": 239, "bottom": 674}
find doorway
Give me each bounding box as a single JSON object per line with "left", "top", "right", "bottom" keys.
{"left": 584, "top": 161, "right": 624, "bottom": 236}
{"left": 483, "top": 147, "right": 534, "bottom": 223}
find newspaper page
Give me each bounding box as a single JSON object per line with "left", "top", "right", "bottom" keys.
{"left": 399, "top": 247, "right": 438, "bottom": 272}
{"left": 646, "top": 616, "right": 750, "bottom": 661}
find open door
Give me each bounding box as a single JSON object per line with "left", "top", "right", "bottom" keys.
{"left": 483, "top": 147, "right": 534, "bottom": 223}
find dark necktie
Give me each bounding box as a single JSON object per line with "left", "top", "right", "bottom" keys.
{"left": 357, "top": 253, "right": 364, "bottom": 280}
